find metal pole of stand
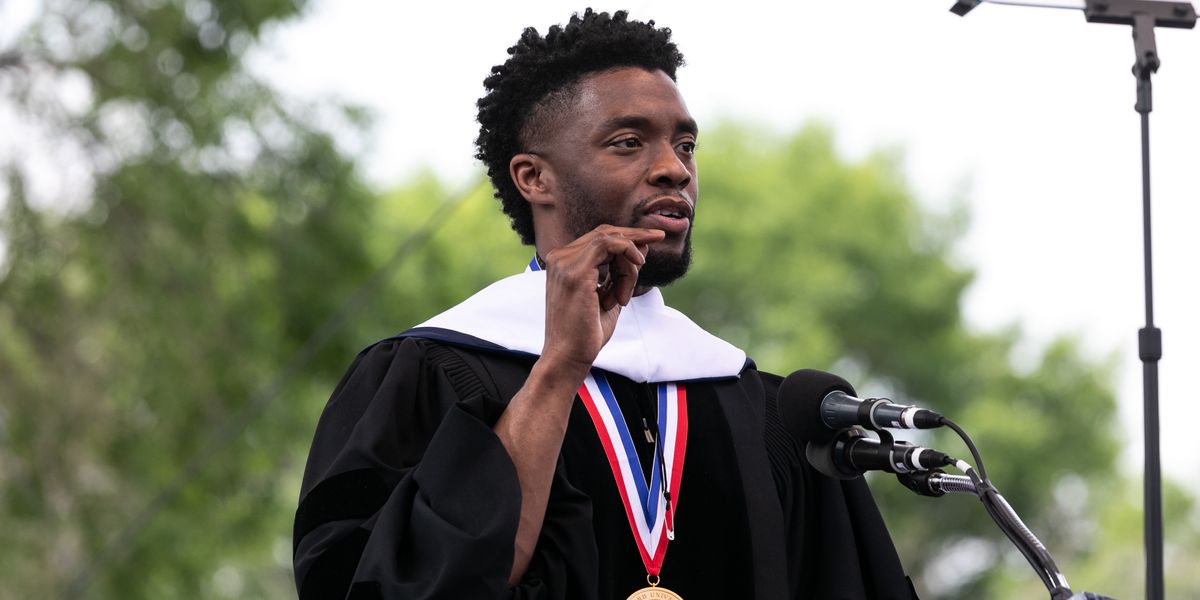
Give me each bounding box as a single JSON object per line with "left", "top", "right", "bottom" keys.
{"left": 1084, "top": 6, "right": 1191, "bottom": 596}
{"left": 1135, "top": 61, "right": 1164, "bottom": 600}
{"left": 948, "top": 2, "right": 1195, "bottom": 598}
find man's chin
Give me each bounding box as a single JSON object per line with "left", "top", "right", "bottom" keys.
{"left": 637, "top": 245, "right": 692, "bottom": 288}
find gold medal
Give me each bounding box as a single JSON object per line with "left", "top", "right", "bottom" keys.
{"left": 625, "top": 574, "right": 683, "bottom": 600}
{"left": 625, "top": 586, "right": 683, "bottom": 600}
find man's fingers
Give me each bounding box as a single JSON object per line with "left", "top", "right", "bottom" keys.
{"left": 594, "top": 225, "right": 665, "bottom": 244}
{"left": 544, "top": 225, "right": 664, "bottom": 309}
{"left": 567, "top": 225, "right": 663, "bottom": 252}
{"left": 610, "top": 253, "right": 639, "bottom": 306}
{"left": 573, "top": 234, "right": 643, "bottom": 277}
{"left": 586, "top": 235, "right": 644, "bottom": 309}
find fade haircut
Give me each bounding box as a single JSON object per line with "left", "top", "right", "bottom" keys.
{"left": 475, "top": 8, "right": 685, "bottom": 245}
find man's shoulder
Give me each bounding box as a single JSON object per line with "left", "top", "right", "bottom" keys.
{"left": 720, "top": 365, "right": 782, "bottom": 398}
{"left": 379, "top": 328, "right": 538, "bottom": 366}
{"left": 753, "top": 368, "right": 783, "bottom": 390}
{"left": 383, "top": 331, "right": 539, "bottom": 399}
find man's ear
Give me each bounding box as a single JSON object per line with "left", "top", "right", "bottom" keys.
{"left": 509, "top": 153, "right": 557, "bottom": 207}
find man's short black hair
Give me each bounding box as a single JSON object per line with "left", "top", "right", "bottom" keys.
{"left": 475, "top": 8, "right": 685, "bottom": 246}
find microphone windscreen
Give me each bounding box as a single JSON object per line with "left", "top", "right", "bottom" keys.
{"left": 777, "top": 369, "right": 857, "bottom": 443}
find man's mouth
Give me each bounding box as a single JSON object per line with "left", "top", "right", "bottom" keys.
{"left": 650, "top": 207, "right": 687, "bottom": 219}
{"left": 639, "top": 197, "right": 693, "bottom": 235}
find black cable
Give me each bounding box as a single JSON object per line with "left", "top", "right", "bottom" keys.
{"left": 943, "top": 410, "right": 1075, "bottom": 596}
{"left": 963, "top": 468, "right": 1056, "bottom": 592}
{"left": 989, "top": 488, "right": 1071, "bottom": 596}
{"left": 63, "top": 183, "right": 480, "bottom": 599}
{"left": 960, "top": 462, "right": 1075, "bottom": 598}
{"left": 991, "top": 491, "right": 1071, "bottom": 595}
{"left": 866, "top": 394, "right": 1075, "bottom": 594}
{"left": 941, "top": 417, "right": 988, "bottom": 481}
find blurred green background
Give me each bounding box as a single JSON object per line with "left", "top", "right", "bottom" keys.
{"left": 2, "top": 1, "right": 1199, "bottom": 598}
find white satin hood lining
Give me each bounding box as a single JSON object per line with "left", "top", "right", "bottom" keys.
{"left": 415, "top": 271, "right": 747, "bottom": 383}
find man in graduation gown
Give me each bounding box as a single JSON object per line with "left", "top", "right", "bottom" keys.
{"left": 293, "top": 9, "right": 919, "bottom": 600}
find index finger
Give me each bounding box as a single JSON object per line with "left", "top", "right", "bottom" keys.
{"left": 596, "top": 226, "right": 666, "bottom": 243}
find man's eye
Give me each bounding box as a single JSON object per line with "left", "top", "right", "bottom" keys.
{"left": 612, "top": 138, "right": 641, "bottom": 149}
{"left": 679, "top": 142, "right": 697, "bottom": 155}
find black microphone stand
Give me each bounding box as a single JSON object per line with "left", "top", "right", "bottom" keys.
{"left": 899, "top": 469, "right": 1112, "bottom": 599}
{"left": 948, "top": 2, "right": 1195, "bottom": 598}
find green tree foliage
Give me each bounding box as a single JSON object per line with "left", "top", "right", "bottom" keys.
{"left": 3, "top": 3, "right": 1197, "bottom": 597}
{"left": 0, "top": 0, "right": 383, "bottom": 596}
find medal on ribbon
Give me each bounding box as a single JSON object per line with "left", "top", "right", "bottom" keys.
{"left": 577, "top": 372, "right": 688, "bottom": 600}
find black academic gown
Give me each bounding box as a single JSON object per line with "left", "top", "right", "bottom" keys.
{"left": 293, "top": 335, "right": 919, "bottom": 599}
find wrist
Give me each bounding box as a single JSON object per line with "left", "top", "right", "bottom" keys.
{"left": 530, "top": 350, "right": 592, "bottom": 394}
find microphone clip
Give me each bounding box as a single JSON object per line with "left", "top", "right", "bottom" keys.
{"left": 872, "top": 428, "right": 904, "bottom": 472}
{"left": 807, "top": 426, "right": 954, "bottom": 480}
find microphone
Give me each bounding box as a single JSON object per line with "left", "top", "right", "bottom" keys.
{"left": 804, "top": 426, "right": 953, "bottom": 480}
{"left": 778, "top": 369, "right": 943, "bottom": 443}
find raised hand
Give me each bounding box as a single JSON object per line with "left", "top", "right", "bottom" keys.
{"left": 539, "top": 225, "right": 666, "bottom": 371}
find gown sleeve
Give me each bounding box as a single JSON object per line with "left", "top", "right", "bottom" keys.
{"left": 292, "top": 338, "right": 523, "bottom": 599}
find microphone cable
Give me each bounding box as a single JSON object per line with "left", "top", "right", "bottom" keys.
{"left": 939, "top": 416, "right": 988, "bottom": 482}
{"left": 938, "top": 416, "right": 1072, "bottom": 598}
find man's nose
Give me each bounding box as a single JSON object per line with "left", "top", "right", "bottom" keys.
{"left": 648, "top": 143, "right": 692, "bottom": 189}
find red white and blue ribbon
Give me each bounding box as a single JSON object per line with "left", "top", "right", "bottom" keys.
{"left": 577, "top": 371, "right": 688, "bottom": 576}
{"left": 528, "top": 255, "right": 690, "bottom": 573}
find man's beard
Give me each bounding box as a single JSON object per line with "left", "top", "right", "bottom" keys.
{"left": 562, "top": 181, "right": 693, "bottom": 288}
{"left": 634, "top": 234, "right": 692, "bottom": 288}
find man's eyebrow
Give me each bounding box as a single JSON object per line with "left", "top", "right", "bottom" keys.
{"left": 600, "top": 115, "right": 700, "bottom": 136}
{"left": 679, "top": 117, "right": 699, "bottom": 136}
{"left": 601, "top": 115, "right": 652, "bottom": 132}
